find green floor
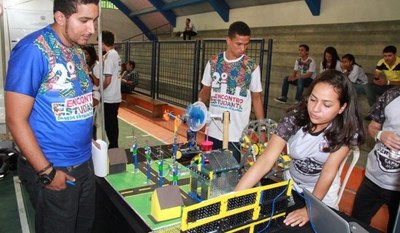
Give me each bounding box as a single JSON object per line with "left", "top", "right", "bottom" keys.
{"left": 0, "top": 118, "right": 163, "bottom": 233}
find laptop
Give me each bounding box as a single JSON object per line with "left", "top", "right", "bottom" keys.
{"left": 303, "top": 189, "right": 369, "bottom": 233}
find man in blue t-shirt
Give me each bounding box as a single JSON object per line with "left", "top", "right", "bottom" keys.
{"left": 5, "top": 1, "right": 99, "bottom": 232}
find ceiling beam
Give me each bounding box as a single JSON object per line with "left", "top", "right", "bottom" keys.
{"left": 130, "top": 0, "right": 205, "bottom": 18}
{"left": 148, "top": 0, "right": 177, "bottom": 27}
{"left": 163, "top": 0, "right": 205, "bottom": 11}
{"left": 206, "top": 0, "right": 229, "bottom": 22}
{"left": 110, "top": 0, "right": 156, "bottom": 41}
{"left": 304, "top": 0, "right": 320, "bottom": 16}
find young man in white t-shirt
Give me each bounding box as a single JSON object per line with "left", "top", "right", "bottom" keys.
{"left": 274, "top": 44, "right": 316, "bottom": 104}
{"left": 101, "top": 30, "right": 121, "bottom": 149}
{"left": 198, "top": 21, "right": 264, "bottom": 163}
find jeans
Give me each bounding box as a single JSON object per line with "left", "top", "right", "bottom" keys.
{"left": 364, "top": 83, "right": 394, "bottom": 106}
{"left": 353, "top": 83, "right": 367, "bottom": 95}
{"left": 208, "top": 136, "right": 241, "bottom": 164}
{"left": 104, "top": 102, "right": 120, "bottom": 148}
{"left": 352, "top": 177, "right": 400, "bottom": 233}
{"left": 18, "top": 156, "right": 95, "bottom": 233}
{"left": 280, "top": 76, "right": 313, "bottom": 101}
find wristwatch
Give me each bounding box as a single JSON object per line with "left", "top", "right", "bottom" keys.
{"left": 38, "top": 167, "right": 56, "bottom": 185}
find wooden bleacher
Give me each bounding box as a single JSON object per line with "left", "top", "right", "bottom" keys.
{"left": 122, "top": 93, "right": 168, "bottom": 118}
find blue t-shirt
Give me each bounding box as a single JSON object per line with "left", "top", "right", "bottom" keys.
{"left": 5, "top": 25, "right": 93, "bottom": 166}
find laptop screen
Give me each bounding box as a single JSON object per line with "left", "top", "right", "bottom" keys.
{"left": 303, "top": 189, "right": 351, "bottom": 233}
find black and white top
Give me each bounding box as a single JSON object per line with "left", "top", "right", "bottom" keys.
{"left": 275, "top": 110, "right": 341, "bottom": 208}
{"left": 366, "top": 86, "right": 400, "bottom": 191}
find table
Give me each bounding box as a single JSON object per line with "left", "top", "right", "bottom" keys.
{"left": 92, "top": 145, "right": 379, "bottom": 233}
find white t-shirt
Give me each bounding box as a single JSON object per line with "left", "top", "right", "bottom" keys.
{"left": 275, "top": 111, "right": 341, "bottom": 209}
{"left": 294, "top": 56, "right": 317, "bottom": 79}
{"left": 103, "top": 49, "right": 121, "bottom": 103}
{"left": 201, "top": 52, "right": 262, "bottom": 142}
{"left": 286, "top": 128, "right": 340, "bottom": 209}
{"left": 319, "top": 60, "right": 342, "bottom": 74}
{"left": 92, "top": 61, "right": 101, "bottom": 101}
{"left": 346, "top": 64, "right": 368, "bottom": 84}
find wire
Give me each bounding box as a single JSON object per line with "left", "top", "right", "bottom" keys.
{"left": 257, "top": 184, "right": 289, "bottom": 233}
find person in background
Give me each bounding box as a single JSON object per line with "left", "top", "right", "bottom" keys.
{"left": 5, "top": 0, "right": 99, "bottom": 232}
{"left": 319, "top": 46, "right": 341, "bottom": 73}
{"left": 121, "top": 60, "right": 139, "bottom": 93}
{"left": 274, "top": 44, "right": 317, "bottom": 104}
{"left": 198, "top": 21, "right": 264, "bottom": 164}
{"left": 82, "top": 45, "right": 101, "bottom": 139}
{"left": 119, "top": 62, "right": 127, "bottom": 78}
{"left": 352, "top": 85, "right": 400, "bottom": 233}
{"left": 101, "top": 30, "right": 122, "bottom": 149}
{"left": 365, "top": 45, "right": 400, "bottom": 107}
{"left": 236, "top": 70, "right": 365, "bottom": 228}
{"left": 183, "top": 18, "right": 197, "bottom": 40}
{"left": 340, "top": 54, "right": 368, "bottom": 95}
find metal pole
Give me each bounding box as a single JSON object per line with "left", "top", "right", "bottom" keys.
{"left": 263, "top": 39, "right": 273, "bottom": 118}
{"left": 97, "top": 1, "right": 105, "bottom": 140}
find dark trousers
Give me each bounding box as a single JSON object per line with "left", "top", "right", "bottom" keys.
{"left": 18, "top": 157, "right": 95, "bottom": 233}
{"left": 352, "top": 177, "right": 400, "bottom": 233}
{"left": 104, "top": 102, "right": 120, "bottom": 149}
{"left": 280, "top": 76, "right": 313, "bottom": 102}
{"left": 121, "top": 83, "right": 134, "bottom": 94}
{"left": 365, "top": 83, "right": 394, "bottom": 106}
{"left": 208, "top": 136, "right": 241, "bottom": 164}
{"left": 183, "top": 30, "right": 197, "bottom": 40}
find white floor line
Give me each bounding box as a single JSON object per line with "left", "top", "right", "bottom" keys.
{"left": 118, "top": 116, "right": 169, "bottom": 144}
{"left": 13, "top": 176, "right": 30, "bottom": 233}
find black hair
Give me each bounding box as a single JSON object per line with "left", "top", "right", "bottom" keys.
{"left": 299, "top": 44, "right": 309, "bottom": 51}
{"left": 342, "top": 54, "right": 361, "bottom": 67}
{"left": 383, "top": 45, "right": 397, "bottom": 54}
{"left": 228, "top": 21, "right": 251, "bottom": 39}
{"left": 102, "top": 30, "right": 115, "bottom": 47}
{"left": 126, "top": 60, "right": 136, "bottom": 69}
{"left": 53, "top": 0, "right": 99, "bottom": 17}
{"left": 289, "top": 70, "right": 365, "bottom": 151}
{"left": 82, "top": 45, "right": 98, "bottom": 68}
{"left": 322, "top": 46, "right": 340, "bottom": 69}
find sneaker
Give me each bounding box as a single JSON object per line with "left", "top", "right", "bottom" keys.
{"left": 274, "top": 97, "right": 287, "bottom": 103}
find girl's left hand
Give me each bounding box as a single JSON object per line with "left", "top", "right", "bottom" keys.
{"left": 283, "top": 207, "right": 309, "bottom": 227}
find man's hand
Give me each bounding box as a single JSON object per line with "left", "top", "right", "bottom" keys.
{"left": 373, "top": 78, "right": 386, "bottom": 86}
{"left": 47, "top": 170, "right": 76, "bottom": 191}
{"left": 288, "top": 75, "right": 297, "bottom": 81}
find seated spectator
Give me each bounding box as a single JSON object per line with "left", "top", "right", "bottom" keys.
{"left": 121, "top": 60, "right": 139, "bottom": 93}
{"left": 320, "top": 46, "right": 341, "bottom": 73}
{"left": 365, "top": 45, "right": 400, "bottom": 106}
{"left": 183, "top": 18, "right": 197, "bottom": 40}
{"left": 341, "top": 54, "right": 368, "bottom": 95}
{"left": 274, "top": 44, "right": 316, "bottom": 104}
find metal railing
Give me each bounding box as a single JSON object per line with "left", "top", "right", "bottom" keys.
{"left": 114, "top": 38, "right": 272, "bottom": 117}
